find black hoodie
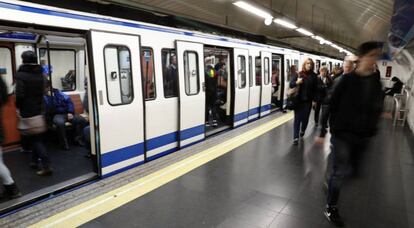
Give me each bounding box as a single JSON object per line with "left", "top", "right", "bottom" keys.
{"left": 15, "top": 64, "right": 45, "bottom": 118}
{"left": 329, "top": 70, "right": 383, "bottom": 137}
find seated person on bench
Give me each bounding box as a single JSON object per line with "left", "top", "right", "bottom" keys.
{"left": 44, "top": 80, "right": 88, "bottom": 150}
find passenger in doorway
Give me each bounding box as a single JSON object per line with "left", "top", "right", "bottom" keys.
{"left": 205, "top": 65, "right": 220, "bottom": 127}
{"left": 384, "top": 76, "right": 403, "bottom": 96}
{"left": 289, "top": 58, "right": 318, "bottom": 145}
{"left": 271, "top": 65, "right": 280, "bottom": 105}
{"left": 165, "top": 55, "right": 178, "bottom": 97}
{"left": 44, "top": 80, "right": 88, "bottom": 150}
{"left": 314, "top": 66, "right": 332, "bottom": 128}
{"left": 320, "top": 42, "right": 384, "bottom": 226}
{"left": 315, "top": 66, "right": 333, "bottom": 137}
{"left": 16, "top": 51, "right": 52, "bottom": 176}
{"left": 0, "top": 76, "right": 22, "bottom": 198}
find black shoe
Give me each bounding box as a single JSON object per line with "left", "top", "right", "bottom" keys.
{"left": 324, "top": 206, "right": 344, "bottom": 227}
{"left": 293, "top": 138, "right": 299, "bottom": 145}
{"left": 3, "top": 183, "right": 22, "bottom": 199}
{"left": 299, "top": 131, "right": 305, "bottom": 137}
{"left": 37, "top": 168, "right": 53, "bottom": 176}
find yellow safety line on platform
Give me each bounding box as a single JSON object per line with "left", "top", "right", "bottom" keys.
{"left": 30, "top": 112, "right": 293, "bottom": 228}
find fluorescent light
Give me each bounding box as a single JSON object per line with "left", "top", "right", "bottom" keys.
{"left": 233, "top": 1, "right": 273, "bottom": 19}
{"left": 296, "top": 28, "right": 314, "bottom": 36}
{"left": 264, "top": 18, "right": 273, "bottom": 26}
{"left": 324, "top": 40, "right": 333, "bottom": 45}
{"left": 274, "top": 18, "right": 297, "bottom": 29}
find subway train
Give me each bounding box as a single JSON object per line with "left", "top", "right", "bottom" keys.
{"left": 0, "top": 0, "right": 342, "bottom": 211}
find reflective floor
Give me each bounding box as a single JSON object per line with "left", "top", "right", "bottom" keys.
{"left": 83, "top": 117, "right": 414, "bottom": 228}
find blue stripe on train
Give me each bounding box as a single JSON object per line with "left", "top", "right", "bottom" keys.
{"left": 147, "top": 131, "right": 178, "bottom": 151}
{"left": 180, "top": 124, "right": 204, "bottom": 140}
{"left": 101, "top": 143, "right": 145, "bottom": 167}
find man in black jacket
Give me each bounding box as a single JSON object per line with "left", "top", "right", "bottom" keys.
{"left": 322, "top": 42, "right": 384, "bottom": 227}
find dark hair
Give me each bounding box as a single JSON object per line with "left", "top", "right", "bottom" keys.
{"left": 44, "top": 79, "right": 51, "bottom": 87}
{"left": 21, "top": 50, "right": 38, "bottom": 64}
{"left": 356, "top": 41, "right": 383, "bottom": 57}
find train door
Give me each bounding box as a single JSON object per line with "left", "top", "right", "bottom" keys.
{"left": 89, "top": 31, "right": 145, "bottom": 176}
{"left": 233, "top": 48, "right": 249, "bottom": 127}
{"left": 260, "top": 51, "right": 272, "bottom": 117}
{"left": 176, "top": 41, "right": 205, "bottom": 148}
{"left": 248, "top": 55, "right": 261, "bottom": 121}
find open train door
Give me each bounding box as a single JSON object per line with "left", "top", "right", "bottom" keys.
{"left": 260, "top": 51, "right": 272, "bottom": 117}
{"left": 176, "top": 41, "right": 206, "bottom": 148}
{"left": 233, "top": 48, "right": 249, "bottom": 127}
{"left": 89, "top": 30, "right": 145, "bottom": 176}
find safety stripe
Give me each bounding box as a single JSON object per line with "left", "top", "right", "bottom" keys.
{"left": 101, "top": 143, "right": 144, "bottom": 168}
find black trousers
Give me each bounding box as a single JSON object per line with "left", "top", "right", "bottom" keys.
{"left": 24, "top": 134, "right": 50, "bottom": 168}
{"left": 327, "top": 133, "right": 370, "bottom": 206}
{"left": 314, "top": 102, "right": 322, "bottom": 124}
{"left": 319, "top": 104, "right": 330, "bottom": 137}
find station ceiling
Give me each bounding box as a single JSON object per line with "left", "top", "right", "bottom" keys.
{"left": 87, "top": 0, "right": 393, "bottom": 58}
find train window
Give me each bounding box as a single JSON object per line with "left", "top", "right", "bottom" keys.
{"left": 264, "top": 57, "right": 270, "bottom": 85}
{"left": 104, "top": 45, "right": 133, "bottom": 105}
{"left": 255, "top": 56, "right": 261, "bottom": 86}
{"left": 141, "top": 47, "right": 156, "bottom": 100}
{"left": 249, "top": 56, "right": 253, "bottom": 87}
{"left": 286, "top": 59, "right": 291, "bottom": 81}
{"left": 0, "top": 47, "right": 13, "bottom": 94}
{"left": 183, "top": 51, "right": 200, "bottom": 95}
{"left": 294, "top": 59, "right": 299, "bottom": 69}
{"left": 39, "top": 48, "right": 76, "bottom": 91}
{"left": 161, "top": 49, "right": 178, "bottom": 98}
{"left": 237, "top": 55, "right": 246, "bottom": 89}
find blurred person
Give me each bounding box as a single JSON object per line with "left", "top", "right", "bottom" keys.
{"left": 321, "top": 41, "right": 384, "bottom": 226}
{"left": 44, "top": 80, "right": 88, "bottom": 150}
{"left": 289, "top": 58, "right": 318, "bottom": 145}
{"left": 314, "top": 66, "right": 332, "bottom": 129}
{"left": 0, "top": 75, "right": 21, "bottom": 198}
{"left": 205, "top": 64, "right": 219, "bottom": 127}
{"left": 16, "top": 51, "right": 52, "bottom": 176}
{"left": 384, "top": 76, "right": 403, "bottom": 96}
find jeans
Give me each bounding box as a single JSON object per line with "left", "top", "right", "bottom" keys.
{"left": 327, "top": 133, "right": 369, "bottom": 206}
{"left": 83, "top": 126, "right": 91, "bottom": 151}
{"left": 293, "top": 102, "right": 312, "bottom": 139}
{"left": 319, "top": 104, "right": 330, "bottom": 137}
{"left": 0, "top": 147, "right": 14, "bottom": 185}
{"left": 26, "top": 134, "right": 50, "bottom": 168}
{"left": 53, "top": 114, "right": 88, "bottom": 142}
{"left": 314, "top": 102, "right": 322, "bottom": 124}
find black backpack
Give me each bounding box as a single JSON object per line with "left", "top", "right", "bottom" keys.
{"left": 0, "top": 77, "right": 8, "bottom": 106}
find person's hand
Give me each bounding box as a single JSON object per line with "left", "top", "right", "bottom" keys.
{"left": 296, "top": 78, "right": 303, "bottom": 85}
{"left": 67, "top": 113, "right": 74, "bottom": 121}
{"left": 314, "top": 136, "right": 325, "bottom": 146}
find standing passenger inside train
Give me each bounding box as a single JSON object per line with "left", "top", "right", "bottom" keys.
{"left": 0, "top": 76, "right": 21, "bottom": 198}
{"left": 205, "top": 65, "right": 219, "bottom": 127}
{"left": 165, "top": 55, "right": 178, "bottom": 97}
{"left": 323, "top": 42, "right": 383, "bottom": 226}
{"left": 289, "top": 58, "right": 317, "bottom": 145}
{"left": 44, "top": 80, "right": 88, "bottom": 150}
{"left": 16, "top": 51, "right": 52, "bottom": 176}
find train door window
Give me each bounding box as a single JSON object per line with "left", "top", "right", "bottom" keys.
{"left": 161, "top": 49, "right": 178, "bottom": 98}
{"left": 0, "top": 47, "right": 13, "bottom": 94}
{"left": 264, "top": 57, "right": 270, "bottom": 85}
{"left": 316, "top": 60, "right": 321, "bottom": 73}
{"left": 39, "top": 48, "right": 76, "bottom": 91}
{"left": 237, "top": 55, "right": 246, "bottom": 89}
{"left": 183, "top": 51, "right": 199, "bottom": 95}
{"left": 141, "top": 47, "right": 156, "bottom": 100}
{"left": 249, "top": 56, "right": 253, "bottom": 87}
{"left": 104, "top": 45, "right": 133, "bottom": 105}
{"left": 255, "top": 56, "right": 261, "bottom": 86}
{"left": 329, "top": 61, "right": 333, "bottom": 73}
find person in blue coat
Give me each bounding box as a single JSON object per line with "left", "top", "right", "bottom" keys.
{"left": 44, "top": 80, "right": 87, "bottom": 150}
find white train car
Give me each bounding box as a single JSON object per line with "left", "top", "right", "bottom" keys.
{"left": 0, "top": 0, "right": 342, "bottom": 211}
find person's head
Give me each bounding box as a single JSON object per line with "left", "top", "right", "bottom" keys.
{"left": 319, "top": 66, "right": 328, "bottom": 77}
{"left": 21, "top": 51, "right": 37, "bottom": 64}
{"left": 391, "top": 77, "right": 400, "bottom": 82}
{"left": 301, "top": 58, "right": 314, "bottom": 72}
{"left": 356, "top": 41, "right": 383, "bottom": 72}
{"left": 343, "top": 60, "right": 354, "bottom": 74}
{"left": 290, "top": 65, "right": 297, "bottom": 73}
{"left": 170, "top": 55, "right": 177, "bottom": 65}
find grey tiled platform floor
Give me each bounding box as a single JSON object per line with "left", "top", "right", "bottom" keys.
{"left": 83, "top": 118, "right": 414, "bottom": 228}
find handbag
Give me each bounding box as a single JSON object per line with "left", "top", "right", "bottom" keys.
{"left": 18, "top": 114, "right": 47, "bottom": 136}
{"left": 285, "top": 86, "right": 299, "bottom": 110}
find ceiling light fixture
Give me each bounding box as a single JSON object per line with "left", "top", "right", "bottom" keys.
{"left": 264, "top": 18, "right": 273, "bottom": 26}
{"left": 273, "top": 18, "right": 297, "bottom": 29}
{"left": 233, "top": 1, "right": 273, "bottom": 19}
{"left": 296, "top": 28, "right": 314, "bottom": 36}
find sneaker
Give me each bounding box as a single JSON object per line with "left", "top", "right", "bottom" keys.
{"left": 300, "top": 131, "right": 305, "bottom": 137}
{"left": 324, "top": 206, "right": 344, "bottom": 227}
{"left": 37, "top": 168, "right": 53, "bottom": 176}
{"left": 293, "top": 138, "right": 299, "bottom": 145}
